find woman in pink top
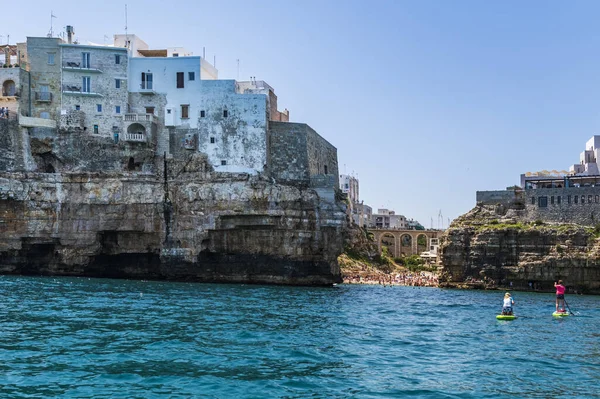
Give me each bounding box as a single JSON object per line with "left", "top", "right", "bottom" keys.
{"left": 554, "top": 280, "right": 566, "bottom": 312}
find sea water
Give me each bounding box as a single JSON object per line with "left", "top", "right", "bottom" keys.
{"left": 0, "top": 276, "right": 598, "bottom": 398}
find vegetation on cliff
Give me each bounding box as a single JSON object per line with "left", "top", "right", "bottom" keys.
{"left": 440, "top": 203, "right": 600, "bottom": 294}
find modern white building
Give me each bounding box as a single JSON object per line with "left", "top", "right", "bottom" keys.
{"left": 571, "top": 135, "right": 600, "bottom": 175}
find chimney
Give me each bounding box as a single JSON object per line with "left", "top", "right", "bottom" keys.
{"left": 66, "top": 26, "right": 74, "bottom": 44}
{"left": 4, "top": 46, "right": 9, "bottom": 66}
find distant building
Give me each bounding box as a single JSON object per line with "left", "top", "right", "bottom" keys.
{"left": 339, "top": 174, "right": 359, "bottom": 204}
{"left": 370, "top": 209, "right": 407, "bottom": 229}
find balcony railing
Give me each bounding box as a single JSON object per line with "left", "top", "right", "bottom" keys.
{"left": 62, "top": 62, "right": 102, "bottom": 73}
{"left": 123, "top": 113, "right": 155, "bottom": 122}
{"left": 124, "top": 133, "right": 146, "bottom": 142}
{"left": 62, "top": 85, "right": 102, "bottom": 97}
{"left": 35, "top": 92, "right": 52, "bottom": 102}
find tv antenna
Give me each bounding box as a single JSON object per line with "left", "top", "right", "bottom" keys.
{"left": 48, "top": 11, "right": 57, "bottom": 38}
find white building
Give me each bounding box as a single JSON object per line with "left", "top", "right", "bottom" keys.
{"left": 571, "top": 136, "right": 600, "bottom": 175}
{"left": 339, "top": 174, "right": 359, "bottom": 204}
{"left": 370, "top": 209, "right": 407, "bottom": 229}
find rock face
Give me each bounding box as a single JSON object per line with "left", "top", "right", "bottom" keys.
{"left": 440, "top": 204, "right": 600, "bottom": 294}
{"left": 0, "top": 156, "right": 346, "bottom": 285}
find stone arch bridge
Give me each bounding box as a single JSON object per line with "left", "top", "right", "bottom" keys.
{"left": 370, "top": 229, "right": 441, "bottom": 258}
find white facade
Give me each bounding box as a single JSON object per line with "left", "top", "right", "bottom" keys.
{"left": 129, "top": 56, "right": 202, "bottom": 128}
{"left": 572, "top": 135, "right": 600, "bottom": 175}
{"left": 370, "top": 209, "right": 407, "bottom": 229}
{"left": 339, "top": 174, "right": 359, "bottom": 204}
{"left": 113, "top": 34, "right": 149, "bottom": 57}
{"left": 197, "top": 80, "right": 268, "bottom": 173}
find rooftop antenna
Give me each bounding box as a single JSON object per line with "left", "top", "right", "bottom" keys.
{"left": 213, "top": 55, "right": 216, "bottom": 68}
{"left": 49, "top": 11, "right": 57, "bottom": 38}
{"left": 125, "top": 4, "right": 129, "bottom": 51}
{"left": 103, "top": 35, "right": 109, "bottom": 44}
{"left": 203, "top": 47, "right": 205, "bottom": 59}
{"left": 237, "top": 59, "right": 240, "bottom": 80}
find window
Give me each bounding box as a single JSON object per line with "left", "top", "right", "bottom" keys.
{"left": 550, "top": 196, "right": 554, "bottom": 205}
{"left": 324, "top": 165, "right": 328, "bottom": 175}
{"left": 221, "top": 160, "right": 227, "bottom": 166}
{"left": 82, "top": 76, "right": 91, "bottom": 93}
{"left": 40, "top": 111, "right": 50, "bottom": 119}
{"left": 538, "top": 196, "right": 548, "bottom": 208}
{"left": 557, "top": 196, "right": 561, "bottom": 205}
{"left": 115, "top": 105, "right": 121, "bottom": 114}
{"left": 47, "top": 53, "right": 55, "bottom": 65}
{"left": 596, "top": 195, "right": 599, "bottom": 203}
{"left": 115, "top": 54, "right": 121, "bottom": 64}
{"left": 173, "top": 53, "right": 179, "bottom": 57}
{"left": 531, "top": 197, "right": 535, "bottom": 205}
{"left": 75, "top": 105, "right": 81, "bottom": 111}
{"left": 223, "top": 110, "right": 228, "bottom": 118}
{"left": 189, "top": 72, "right": 195, "bottom": 81}
{"left": 582, "top": 196, "right": 585, "bottom": 204}
{"left": 82, "top": 52, "right": 90, "bottom": 69}
{"left": 200, "top": 110, "right": 206, "bottom": 118}
{"left": 210, "top": 137, "right": 215, "bottom": 144}
{"left": 97, "top": 104, "right": 102, "bottom": 112}
{"left": 181, "top": 104, "right": 189, "bottom": 119}
{"left": 589, "top": 195, "right": 593, "bottom": 204}
{"left": 568, "top": 195, "right": 571, "bottom": 204}
{"left": 575, "top": 195, "right": 579, "bottom": 204}
{"left": 176, "top": 72, "right": 184, "bottom": 88}
{"left": 115, "top": 79, "right": 121, "bottom": 89}
{"left": 93, "top": 125, "right": 99, "bottom": 134}
{"left": 141, "top": 72, "right": 153, "bottom": 90}
{"left": 145, "top": 107, "right": 155, "bottom": 115}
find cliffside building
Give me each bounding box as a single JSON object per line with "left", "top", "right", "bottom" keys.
{"left": 477, "top": 135, "right": 600, "bottom": 225}
{"left": 1, "top": 25, "right": 339, "bottom": 188}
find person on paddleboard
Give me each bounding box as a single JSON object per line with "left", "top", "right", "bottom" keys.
{"left": 554, "top": 280, "right": 566, "bottom": 313}
{"left": 502, "top": 292, "right": 514, "bottom": 315}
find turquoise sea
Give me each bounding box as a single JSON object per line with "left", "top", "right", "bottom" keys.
{"left": 0, "top": 276, "right": 598, "bottom": 398}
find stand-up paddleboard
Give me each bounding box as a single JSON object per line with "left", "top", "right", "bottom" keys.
{"left": 496, "top": 314, "right": 517, "bottom": 320}
{"left": 552, "top": 311, "right": 570, "bottom": 317}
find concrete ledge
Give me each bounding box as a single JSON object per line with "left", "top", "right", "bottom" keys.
{"left": 19, "top": 115, "right": 57, "bottom": 129}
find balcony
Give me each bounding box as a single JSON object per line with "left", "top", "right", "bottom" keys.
{"left": 62, "top": 61, "right": 103, "bottom": 73}
{"left": 62, "top": 85, "right": 102, "bottom": 97}
{"left": 139, "top": 83, "right": 156, "bottom": 95}
{"left": 123, "top": 113, "right": 156, "bottom": 123}
{"left": 34, "top": 91, "right": 52, "bottom": 102}
{"left": 124, "top": 133, "right": 146, "bottom": 142}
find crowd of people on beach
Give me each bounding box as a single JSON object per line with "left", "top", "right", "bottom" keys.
{"left": 343, "top": 271, "right": 439, "bottom": 287}
{"left": 0, "top": 107, "right": 10, "bottom": 119}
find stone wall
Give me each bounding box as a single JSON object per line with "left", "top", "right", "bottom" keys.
{"left": 476, "top": 190, "right": 519, "bottom": 206}
{"left": 60, "top": 45, "right": 129, "bottom": 136}
{"left": 269, "top": 122, "right": 339, "bottom": 188}
{"left": 268, "top": 121, "right": 310, "bottom": 183}
{"left": 525, "top": 187, "right": 600, "bottom": 226}
{"left": 26, "top": 38, "right": 62, "bottom": 120}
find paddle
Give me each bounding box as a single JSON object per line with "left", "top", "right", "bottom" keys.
{"left": 564, "top": 297, "right": 576, "bottom": 316}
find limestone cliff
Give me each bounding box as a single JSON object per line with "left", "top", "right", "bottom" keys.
{"left": 0, "top": 155, "right": 346, "bottom": 285}
{"left": 440, "top": 203, "right": 600, "bottom": 294}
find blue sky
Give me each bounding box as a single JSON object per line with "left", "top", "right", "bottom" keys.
{"left": 5, "top": 1, "right": 600, "bottom": 227}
